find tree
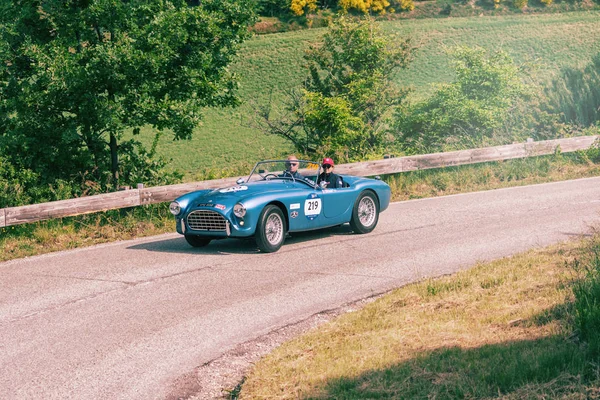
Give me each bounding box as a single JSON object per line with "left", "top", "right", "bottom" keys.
{"left": 257, "top": 0, "right": 291, "bottom": 16}
{"left": 338, "top": 0, "right": 391, "bottom": 14}
{"left": 254, "top": 16, "right": 413, "bottom": 162}
{"left": 290, "top": 0, "right": 318, "bottom": 16}
{"left": 0, "top": 0, "right": 256, "bottom": 191}
{"left": 392, "top": 47, "right": 527, "bottom": 154}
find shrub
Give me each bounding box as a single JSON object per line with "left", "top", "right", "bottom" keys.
{"left": 291, "top": 0, "right": 318, "bottom": 15}
{"left": 392, "top": 0, "right": 416, "bottom": 11}
{"left": 392, "top": 47, "right": 527, "bottom": 154}
{"left": 250, "top": 18, "right": 287, "bottom": 34}
{"left": 0, "top": 156, "right": 41, "bottom": 207}
{"left": 513, "top": 0, "right": 528, "bottom": 9}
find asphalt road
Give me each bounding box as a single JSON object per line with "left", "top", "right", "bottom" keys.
{"left": 2, "top": 177, "right": 600, "bottom": 399}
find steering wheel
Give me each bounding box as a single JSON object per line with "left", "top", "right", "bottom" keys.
{"left": 264, "top": 173, "right": 279, "bottom": 180}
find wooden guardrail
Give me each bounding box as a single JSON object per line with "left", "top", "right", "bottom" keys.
{"left": 1, "top": 135, "right": 597, "bottom": 228}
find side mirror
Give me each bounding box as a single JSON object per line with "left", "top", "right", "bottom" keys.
{"left": 236, "top": 178, "right": 245, "bottom": 184}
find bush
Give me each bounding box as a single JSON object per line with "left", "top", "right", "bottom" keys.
{"left": 392, "top": 0, "right": 416, "bottom": 11}
{"left": 250, "top": 17, "right": 287, "bottom": 34}
{"left": 0, "top": 156, "right": 40, "bottom": 207}
{"left": 392, "top": 47, "right": 527, "bottom": 154}
{"left": 513, "top": 0, "right": 528, "bottom": 9}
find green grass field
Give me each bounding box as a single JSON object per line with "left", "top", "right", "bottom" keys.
{"left": 133, "top": 11, "right": 600, "bottom": 178}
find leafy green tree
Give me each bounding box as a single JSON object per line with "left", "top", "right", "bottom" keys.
{"left": 0, "top": 0, "right": 256, "bottom": 191}
{"left": 257, "top": 0, "right": 291, "bottom": 16}
{"left": 254, "top": 16, "right": 413, "bottom": 162}
{"left": 393, "top": 47, "right": 527, "bottom": 154}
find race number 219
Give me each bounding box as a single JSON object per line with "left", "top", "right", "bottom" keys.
{"left": 304, "top": 199, "right": 322, "bottom": 216}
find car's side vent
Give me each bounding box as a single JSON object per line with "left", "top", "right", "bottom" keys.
{"left": 187, "top": 210, "right": 227, "bottom": 232}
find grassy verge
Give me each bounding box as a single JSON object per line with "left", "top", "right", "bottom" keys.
{"left": 386, "top": 149, "right": 600, "bottom": 201}
{"left": 237, "top": 232, "right": 600, "bottom": 399}
{"left": 1, "top": 151, "right": 599, "bottom": 264}
{"left": 0, "top": 205, "right": 175, "bottom": 263}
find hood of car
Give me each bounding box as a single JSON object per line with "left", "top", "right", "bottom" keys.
{"left": 185, "top": 180, "right": 292, "bottom": 209}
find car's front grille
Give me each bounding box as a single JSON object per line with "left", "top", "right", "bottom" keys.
{"left": 187, "top": 210, "right": 227, "bottom": 232}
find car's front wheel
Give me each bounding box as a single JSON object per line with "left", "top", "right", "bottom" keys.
{"left": 256, "top": 205, "right": 286, "bottom": 253}
{"left": 349, "top": 191, "right": 379, "bottom": 234}
{"left": 185, "top": 235, "right": 211, "bottom": 248}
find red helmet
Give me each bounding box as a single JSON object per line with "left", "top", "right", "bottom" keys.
{"left": 322, "top": 157, "right": 334, "bottom": 167}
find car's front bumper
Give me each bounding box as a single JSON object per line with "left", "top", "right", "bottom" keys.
{"left": 175, "top": 209, "right": 256, "bottom": 238}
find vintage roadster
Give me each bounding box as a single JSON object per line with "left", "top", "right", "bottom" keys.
{"left": 169, "top": 160, "right": 391, "bottom": 253}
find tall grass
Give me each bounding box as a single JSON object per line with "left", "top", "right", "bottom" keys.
{"left": 545, "top": 53, "right": 600, "bottom": 127}
{"left": 384, "top": 149, "right": 600, "bottom": 201}
{"left": 572, "top": 237, "right": 600, "bottom": 357}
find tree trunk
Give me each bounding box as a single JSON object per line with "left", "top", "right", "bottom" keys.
{"left": 109, "top": 131, "right": 119, "bottom": 188}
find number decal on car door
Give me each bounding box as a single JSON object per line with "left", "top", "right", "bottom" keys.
{"left": 304, "top": 195, "right": 322, "bottom": 220}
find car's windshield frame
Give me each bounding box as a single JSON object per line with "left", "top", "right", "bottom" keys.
{"left": 245, "top": 160, "right": 322, "bottom": 188}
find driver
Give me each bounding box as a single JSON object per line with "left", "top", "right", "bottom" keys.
{"left": 281, "top": 155, "right": 303, "bottom": 180}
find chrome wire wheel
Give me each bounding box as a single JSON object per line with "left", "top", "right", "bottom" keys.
{"left": 357, "top": 196, "right": 376, "bottom": 228}
{"left": 350, "top": 191, "right": 380, "bottom": 234}
{"left": 265, "top": 213, "right": 284, "bottom": 245}
{"left": 256, "top": 205, "right": 287, "bottom": 253}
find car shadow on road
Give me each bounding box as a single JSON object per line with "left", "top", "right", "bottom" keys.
{"left": 126, "top": 224, "right": 354, "bottom": 255}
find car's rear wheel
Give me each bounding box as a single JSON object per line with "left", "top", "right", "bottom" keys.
{"left": 349, "top": 191, "right": 379, "bottom": 234}
{"left": 256, "top": 205, "right": 286, "bottom": 253}
{"left": 185, "top": 235, "right": 211, "bottom": 248}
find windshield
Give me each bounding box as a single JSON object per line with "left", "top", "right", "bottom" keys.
{"left": 245, "top": 160, "right": 321, "bottom": 186}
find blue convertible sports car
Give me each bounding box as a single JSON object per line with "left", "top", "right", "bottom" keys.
{"left": 169, "top": 160, "right": 391, "bottom": 253}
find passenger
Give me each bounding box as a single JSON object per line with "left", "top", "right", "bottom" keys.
{"left": 282, "top": 155, "right": 303, "bottom": 180}
{"left": 317, "top": 157, "right": 343, "bottom": 189}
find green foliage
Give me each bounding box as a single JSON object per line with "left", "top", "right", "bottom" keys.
{"left": 257, "top": 0, "right": 291, "bottom": 16}
{"left": 254, "top": 16, "right": 413, "bottom": 162}
{"left": 0, "top": 0, "right": 256, "bottom": 194}
{"left": 0, "top": 156, "right": 38, "bottom": 207}
{"left": 117, "top": 139, "right": 184, "bottom": 189}
{"left": 544, "top": 52, "right": 600, "bottom": 128}
{"left": 392, "top": 47, "right": 527, "bottom": 154}
{"left": 390, "top": 0, "right": 416, "bottom": 11}
{"left": 513, "top": 0, "right": 528, "bottom": 9}
{"left": 571, "top": 239, "right": 600, "bottom": 357}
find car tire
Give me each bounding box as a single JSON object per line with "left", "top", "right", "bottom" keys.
{"left": 256, "top": 205, "right": 286, "bottom": 253}
{"left": 185, "top": 235, "right": 211, "bottom": 248}
{"left": 349, "top": 191, "right": 379, "bottom": 234}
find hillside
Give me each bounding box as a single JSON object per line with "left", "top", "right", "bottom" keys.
{"left": 134, "top": 11, "right": 600, "bottom": 177}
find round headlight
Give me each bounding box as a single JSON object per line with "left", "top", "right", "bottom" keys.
{"left": 233, "top": 203, "right": 246, "bottom": 218}
{"left": 169, "top": 201, "right": 181, "bottom": 216}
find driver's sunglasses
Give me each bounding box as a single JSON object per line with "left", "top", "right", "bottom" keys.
{"left": 286, "top": 162, "right": 298, "bottom": 167}
{"left": 323, "top": 164, "right": 332, "bottom": 169}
